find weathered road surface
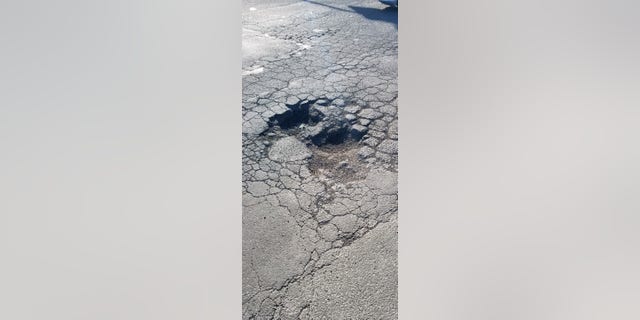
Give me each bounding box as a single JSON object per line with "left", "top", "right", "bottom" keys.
{"left": 242, "top": 1, "right": 397, "bottom": 319}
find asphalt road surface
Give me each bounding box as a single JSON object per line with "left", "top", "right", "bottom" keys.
{"left": 242, "top": 0, "right": 397, "bottom": 318}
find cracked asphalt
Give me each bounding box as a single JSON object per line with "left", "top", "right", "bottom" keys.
{"left": 242, "top": 0, "right": 397, "bottom": 318}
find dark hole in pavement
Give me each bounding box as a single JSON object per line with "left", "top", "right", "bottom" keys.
{"left": 271, "top": 100, "right": 323, "bottom": 129}
{"left": 268, "top": 98, "right": 367, "bottom": 147}
{"left": 312, "top": 124, "right": 350, "bottom": 146}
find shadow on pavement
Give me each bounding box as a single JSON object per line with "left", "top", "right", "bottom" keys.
{"left": 303, "top": 0, "right": 351, "bottom": 12}
{"left": 348, "top": 6, "right": 397, "bottom": 28}
{"left": 302, "top": 1, "right": 398, "bottom": 28}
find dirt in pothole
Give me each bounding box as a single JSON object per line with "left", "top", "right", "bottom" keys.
{"left": 308, "top": 141, "right": 369, "bottom": 183}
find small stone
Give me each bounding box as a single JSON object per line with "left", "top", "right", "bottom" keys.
{"left": 344, "top": 105, "right": 361, "bottom": 113}
{"left": 376, "top": 152, "right": 392, "bottom": 162}
{"left": 358, "top": 109, "right": 383, "bottom": 120}
{"left": 315, "top": 98, "right": 330, "bottom": 106}
{"left": 350, "top": 124, "right": 368, "bottom": 140}
{"left": 345, "top": 113, "right": 357, "bottom": 121}
{"left": 303, "top": 123, "right": 325, "bottom": 140}
{"left": 370, "top": 120, "right": 387, "bottom": 131}
{"left": 368, "top": 130, "right": 386, "bottom": 139}
{"left": 336, "top": 160, "right": 350, "bottom": 170}
{"left": 363, "top": 137, "right": 379, "bottom": 147}
{"left": 271, "top": 103, "right": 290, "bottom": 116}
{"left": 359, "top": 118, "right": 371, "bottom": 126}
{"left": 377, "top": 140, "right": 398, "bottom": 155}
{"left": 286, "top": 96, "right": 300, "bottom": 106}
{"left": 325, "top": 92, "right": 339, "bottom": 100}
{"left": 380, "top": 105, "right": 397, "bottom": 115}
{"left": 357, "top": 146, "right": 375, "bottom": 159}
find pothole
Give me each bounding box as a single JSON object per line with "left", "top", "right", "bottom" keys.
{"left": 269, "top": 100, "right": 322, "bottom": 130}
{"left": 267, "top": 98, "right": 367, "bottom": 147}
{"left": 264, "top": 97, "right": 372, "bottom": 182}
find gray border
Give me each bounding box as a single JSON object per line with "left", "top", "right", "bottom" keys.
{"left": 401, "top": 1, "right": 640, "bottom": 319}
{"left": 0, "top": 1, "right": 240, "bottom": 319}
